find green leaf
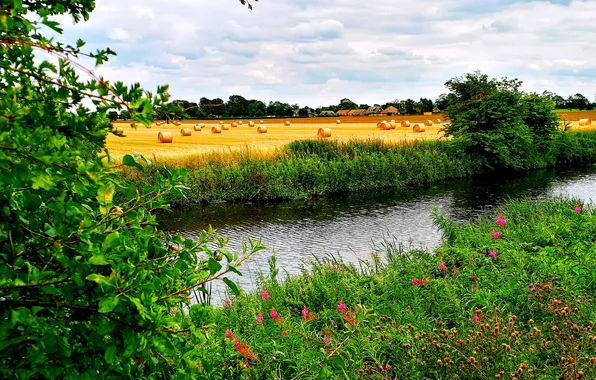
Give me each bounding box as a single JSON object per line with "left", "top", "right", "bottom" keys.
{"left": 96, "top": 183, "right": 115, "bottom": 207}
{"left": 122, "top": 154, "right": 144, "bottom": 171}
{"left": 85, "top": 273, "right": 113, "bottom": 287}
{"left": 89, "top": 255, "right": 109, "bottom": 265}
{"left": 222, "top": 277, "right": 240, "bottom": 296}
{"left": 105, "top": 345, "right": 117, "bottom": 364}
{"left": 98, "top": 295, "right": 119, "bottom": 313}
{"left": 207, "top": 258, "right": 222, "bottom": 276}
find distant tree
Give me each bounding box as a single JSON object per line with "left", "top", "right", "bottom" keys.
{"left": 119, "top": 110, "right": 130, "bottom": 120}
{"left": 107, "top": 111, "right": 119, "bottom": 121}
{"left": 172, "top": 100, "right": 200, "bottom": 118}
{"left": 339, "top": 98, "right": 358, "bottom": 110}
{"left": 403, "top": 99, "right": 417, "bottom": 115}
{"left": 550, "top": 94, "right": 566, "bottom": 109}
{"left": 419, "top": 98, "right": 434, "bottom": 113}
{"left": 226, "top": 95, "right": 249, "bottom": 117}
{"left": 248, "top": 100, "right": 267, "bottom": 117}
{"left": 572, "top": 93, "right": 589, "bottom": 110}
{"left": 298, "top": 106, "right": 311, "bottom": 118}
{"left": 267, "top": 101, "right": 293, "bottom": 117}
{"left": 359, "top": 104, "right": 370, "bottom": 109}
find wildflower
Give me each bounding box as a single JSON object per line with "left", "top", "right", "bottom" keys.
{"left": 573, "top": 324, "right": 578, "bottom": 329}
{"left": 528, "top": 283, "right": 536, "bottom": 293}
{"left": 225, "top": 330, "right": 234, "bottom": 339}
{"left": 411, "top": 278, "right": 421, "bottom": 285}
{"left": 337, "top": 300, "right": 348, "bottom": 313}
{"left": 323, "top": 336, "right": 331, "bottom": 345}
{"left": 233, "top": 341, "right": 260, "bottom": 361}
{"left": 491, "top": 229, "right": 502, "bottom": 240}
{"left": 496, "top": 213, "right": 507, "bottom": 230}
{"left": 224, "top": 299, "right": 231, "bottom": 308}
{"left": 575, "top": 204, "right": 582, "bottom": 214}
{"left": 269, "top": 308, "right": 279, "bottom": 319}
{"left": 261, "top": 289, "right": 271, "bottom": 300}
{"left": 256, "top": 314, "right": 264, "bottom": 325}
{"left": 282, "top": 331, "right": 289, "bottom": 337}
{"left": 470, "top": 275, "right": 477, "bottom": 281}
{"left": 453, "top": 268, "right": 459, "bottom": 274}
{"left": 388, "top": 341, "right": 392, "bottom": 346}
{"left": 301, "top": 308, "right": 309, "bottom": 318}
{"left": 438, "top": 261, "right": 448, "bottom": 274}
{"left": 471, "top": 315, "right": 481, "bottom": 323}
{"left": 489, "top": 250, "right": 498, "bottom": 258}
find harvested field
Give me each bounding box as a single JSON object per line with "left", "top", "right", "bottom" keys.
{"left": 106, "top": 112, "right": 596, "bottom": 163}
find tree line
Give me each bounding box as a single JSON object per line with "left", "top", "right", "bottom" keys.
{"left": 108, "top": 91, "right": 596, "bottom": 121}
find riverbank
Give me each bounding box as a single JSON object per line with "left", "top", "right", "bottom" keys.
{"left": 181, "top": 198, "right": 596, "bottom": 379}
{"left": 125, "top": 130, "right": 596, "bottom": 204}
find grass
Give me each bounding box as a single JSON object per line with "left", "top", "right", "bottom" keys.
{"left": 179, "top": 197, "right": 596, "bottom": 379}
{"left": 123, "top": 130, "right": 596, "bottom": 205}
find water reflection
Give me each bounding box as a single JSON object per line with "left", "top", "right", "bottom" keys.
{"left": 159, "top": 165, "right": 596, "bottom": 302}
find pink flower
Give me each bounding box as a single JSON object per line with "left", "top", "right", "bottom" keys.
{"left": 453, "top": 268, "right": 459, "bottom": 274}
{"left": 471, "top": 315, "right": 481, "bottom": 323}
{"left": 224, "top": 299, "right": 231, "bottom": 308}
{"left": 575, "top": 205, "right": 582, "bottom": 214}
{"left": 282, "top": 331, "right": 289, "bottom": 337}
{"left": 491, "top": 230, "right": 502, "bottom": 240}
{"left": 528, "top": 283, "right": 536, "bottom": 293}
{"left": 261, "top": 289, "right": 271, "bottom": 300}
{"left": 301, "top": 308, "right": 309, "bottom": 318}
{"left": 470, "top": 275, "right": 477, "bottom": 281}
{"left": 337, "top": 300, "right": 348, "bottom": 313}
{"left": 269, "top": 308, "right": 279, "bottom": 319}
{"left": 438, "top": 262, "right": 448, "bottom": 274}
{"left": 496, "top": 214, "right": 507, "bottom": 230}
{"left": 489, "top": 250, "right": 498, "bottom": 258}
{"left": 411, "top": 278, "right": 421, "bottom": 285}
{"left": 225, "top": 330, "right": 234, "bottom": 339}
{"left": 323, "top": 336, "right": 331, "bottom": 345}
{"left": 256, "top": 314, "right": 264, "bottom": 325}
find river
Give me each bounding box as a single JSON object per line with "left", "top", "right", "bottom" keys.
{"left": 159, "top": 165, "right": 596, "bottom": 303}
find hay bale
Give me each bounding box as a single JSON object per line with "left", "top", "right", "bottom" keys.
{"left": 158, "top": 132, "right": 173, "bottom": 143}
{"left": 401, "top": 120, "right": 411, "bottom": 128}
{"left": 257, "top": 125, "right": 268, "bottom": 134}
{"left": 180, "top": 128, "right": 192, "bottom": 136}
{"left": 115, "top": 127, "right": 124, "bottom": 134}
{"left": 336, "top": 120, "right": 341, "bottom": 124}
{"left": 285, "top": 121, "right": 291, "bottom": 126}
{"left": 193, "top": 125, "right": 202, "bottom": 131}
{"left": 435, "top": 118, "right": 442, "bottom": 124}
{"left": 219, "top": 121, "right": 224, "bottom": 124}
{"left": 249, "top": 121, "right": 255, "bottom": 127}
{"left": 379, "top": 121, "right": 390, "bottom": 130}
{"left": 260, "top": 120, "right": 264, "bottom": 124}
{"left": 388, "top": 121, "right": 396, "bottom": 130}
{"left": 424, "top": 112, "right": 433, "bottom": 116}
{"left": 413, "top": 124, "right": 426, "bottom": 133}
{"left": 238, "top": 121, "right": 243, "bottom": 125}
{"left": 579, "top": 118, "right": 592, "bottom": 126}
{"left": 318, "top": 128, "right": 332, "bottom": 138}
{"left": 377, "top": 120, "right": 387, "bottom": 129}
{"left": 424, "top": 120, "right": 433, "bottom": 126}
{"left": 231, "top": 122, "right": 238, "bottom": 128}
{"left": 211, "top": 126, "right": 222, "bottom": 134}
{"left": 222, "top": 124, "right": 230, "bottom": 130}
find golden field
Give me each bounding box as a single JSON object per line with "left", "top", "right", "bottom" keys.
{"left": 106, "top": 112, "right": 596, "bottom": 166}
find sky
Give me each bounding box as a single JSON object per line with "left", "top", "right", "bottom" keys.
{"left": 56, "top": 0, "right": 596, "bottom": 108}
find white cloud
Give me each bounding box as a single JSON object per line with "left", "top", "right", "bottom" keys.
{"left": 56, "top": 0, "right": 596, "bottom": 106}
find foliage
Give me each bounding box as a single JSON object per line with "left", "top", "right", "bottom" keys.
{"left": 0, "top": 0, "right": 261, "bottom": 378}
{"left": 443, "top": 71, "right": 566, "bottom": 169}
{"left": 184, "top": 198, "right": 596, "bottom": 379}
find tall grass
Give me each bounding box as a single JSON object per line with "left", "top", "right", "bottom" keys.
{"left": 123, "top": 131, "right": 596, "bottom": 204}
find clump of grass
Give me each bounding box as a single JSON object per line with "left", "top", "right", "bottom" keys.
{"left": 183, "top": 198, "right": 595, "bottom": 379}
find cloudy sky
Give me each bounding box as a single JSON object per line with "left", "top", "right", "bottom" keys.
{"left": 58, "top": 0, "right": 596, "bottom": 107}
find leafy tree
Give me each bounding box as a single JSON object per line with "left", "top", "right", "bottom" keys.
{"left": 0, "top": 0, "right": 261, "bottom": 378}
{"left": 267, "top": 101, "right": 293, "bottom": 117}
{"left": 403, "top": 99, "right": 417, "bottom": 115}
{"left": 248, "top": 99, "right": 267, "bottom": 117}
{"left": 339, "top": 98, "right": 358, "bottom": 110}
{"left": 226, "top": 95, "right": 249, "bottom": 117}
{"left": 521, "top": 93, "right": 560, "bottom": 150}
{"left": 443, "top": 72, "right": 534, "bottom": 169}
{"left": 419, "top": 98, "right": 434, "bottom": 113}
{"left": 107, "top": 111, "right": 119, "bottom": 121}
{"left": 119, "top": 110, "right": 131, "bottom": 120}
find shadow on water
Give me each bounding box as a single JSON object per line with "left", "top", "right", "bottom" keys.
{"left": 158, "top": 165, "right": 596, "bottom": 302}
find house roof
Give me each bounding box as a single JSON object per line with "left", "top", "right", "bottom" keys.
{"left": 382, "top": 106, "right": 399, "bottom": 114}
{"left": 320, "top": 110, "right": 336, "bottom": 115}
{"left": 348, "top": 109, "right": 366, "bottom": 115}
{"left": 336, "top": 110, "right": 350, "bottom": 115}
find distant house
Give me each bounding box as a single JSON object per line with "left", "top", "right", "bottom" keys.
{"left": 348, "top": 109, "right": 366, "bottom": 116}
{"left": 382, "top": 106, "right": 399, "bottom": 116}
{"left": 433, "top": 107, "right": 440, "bottom": 113}
{"left": 336, "top": 110, "right": 350, "bottom": 116}
{"left": 366, "top": 106, "right": 384, "bottom": 116}
{"left": 320, "top": 110, "right": 336, "bottom": 117}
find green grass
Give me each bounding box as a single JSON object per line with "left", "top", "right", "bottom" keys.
{"left": 125, "top": 131, "right": 596, "bottom": 205}
{"left": 184, "top": 198, "right": 596, "bottom": 379}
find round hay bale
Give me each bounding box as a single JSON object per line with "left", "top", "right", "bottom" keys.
{"left": 317, "top": 128, "right": 332, "bottom": 138}
{"left": 260, "top": 120, "right": 264, "bottom": 124}
{"left": 579, "top": 118, "right": 592, "bottom": 126}
{"left": 219, "top": 121, "right": 224, "bottom": 124}
{"left": 413, "top": 124, "right": 426, "bottom": 133}
{"left": 231, "top": 122, "right": 238, "bottom": 128}
{"left": 238, "top": 121, "right": 243, "bottom": 125}
{"left": 435, "top": 118, "right": 442, "bottom": 124}
{"left": 377, "top": 120, "right": 388, "bottom": 129}
{"left": 257, "top": 125, "right": 268, "bottom": 134}
{"left": 222, "top": 124, "right": 230, "bottom": 130}
{"left": 158, "top": 132, "right": 173, "bottom": 143}
{"left": 211, "top": 126, "right": 222, "bottom": 134}
{"left": 388, "top": 121, "right": 396, "bottom": 130}
{"left": 180, "top": 128, "right": 192, "bottom": 136}
{"left": 285, "top": 121, "right": 291, "bottom": 126}
{"left": 249, "top": 121, "right": 255, "bottom": 127}
{"left": 379, "top": 121, "right": 390, "bottom": 130}
{"left": 115, "top": 127, "right": 124, "bottom": 134}
{"left": 401, "top": 120, "right": 411, "bottom": 128}
{"left": 193, "top": 125, "right": 202, "bottom": 131}
{"left": 336, "top": 120, "right": 341, "bottom": 124}
{"left": 424, "top": 120, "right": 433, "bottom": 126}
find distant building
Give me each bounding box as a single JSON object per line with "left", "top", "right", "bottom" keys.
{"left": 336, "top": 110, "right": 350, "bottom": 116}
{"left": 348, "top": 109, "right": 366, "bottom": 116}
{"left": 320, "top": 110, "right": 336, "bottom": 117}
{"left": 365, "top": 106, "right": 384, "bottom": 116}
{"left": 382, "top": 106, "right": 399, "bottom": 116}
{"left": 433, "top": 107, "right": 440, "bottom": 113}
